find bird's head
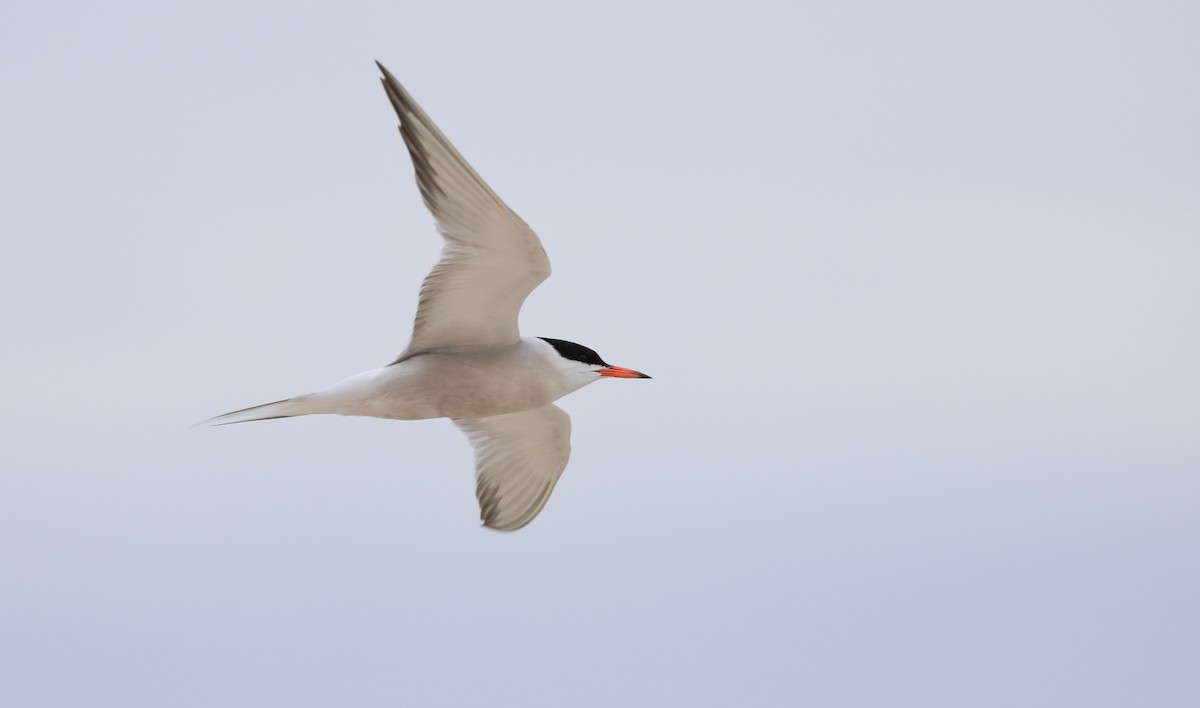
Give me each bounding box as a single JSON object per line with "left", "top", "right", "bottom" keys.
{"left": 539, "top": 337, "right": 651, "bottom": 388}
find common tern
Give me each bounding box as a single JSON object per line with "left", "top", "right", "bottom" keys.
{"left": 205, "top": 63, "right": 650, "bottom": 531}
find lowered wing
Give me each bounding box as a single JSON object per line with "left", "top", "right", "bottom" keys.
{"left": 453, "top": 404, "right": 572, "bottom": 531}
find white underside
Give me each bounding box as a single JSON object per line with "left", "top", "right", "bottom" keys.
{"left": 207, "top": 337, "right": 599, "bottom": 426}
{"left": 205, "top": 336, "right": 603, "bottom": 532}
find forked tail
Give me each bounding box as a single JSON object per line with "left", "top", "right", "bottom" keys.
{"left": 199, "top": 396, "right": 316, "bottom": 426}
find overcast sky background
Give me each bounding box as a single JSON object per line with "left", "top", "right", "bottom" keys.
{"left": 3, "top": 1, "right": 1198, "bottom": 706}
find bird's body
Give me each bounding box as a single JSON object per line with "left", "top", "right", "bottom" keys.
{"left": 217, "top": 338, "right": 593, "bottom": 423}
{"left": 206, "top": 63, "right": 649, "bottom": 531}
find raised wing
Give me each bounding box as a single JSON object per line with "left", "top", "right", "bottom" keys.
{"left": 453, "top": 404, "right": 572, "bottom": 531}
{"left": 377, "top": 62, "right": 551, "bottom": 360}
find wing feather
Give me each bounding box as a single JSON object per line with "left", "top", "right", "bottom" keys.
{"left": 453, "top": 404, "right": 572, "bottom": 531}
{"left": 376, "top": 63, "right": 551, "bottom": 360}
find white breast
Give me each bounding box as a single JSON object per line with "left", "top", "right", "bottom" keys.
{"left": 308, "top": 338, "right": 587, "bottom": 421}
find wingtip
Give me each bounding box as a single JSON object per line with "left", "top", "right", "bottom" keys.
{"left": 482, "top": 519, "right": 523, "bottom": 533}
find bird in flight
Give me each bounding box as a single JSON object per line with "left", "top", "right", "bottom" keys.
{"left": 204, "top": 62, "right": 650, "bottom": 531}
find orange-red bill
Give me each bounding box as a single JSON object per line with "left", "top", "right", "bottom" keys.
{"left": 597, "top": 366, "right": 651, "bottom": 379}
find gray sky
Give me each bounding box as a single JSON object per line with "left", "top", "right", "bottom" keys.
{"left": 3, "top": 1, "right": 1198, "bottom": 705}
